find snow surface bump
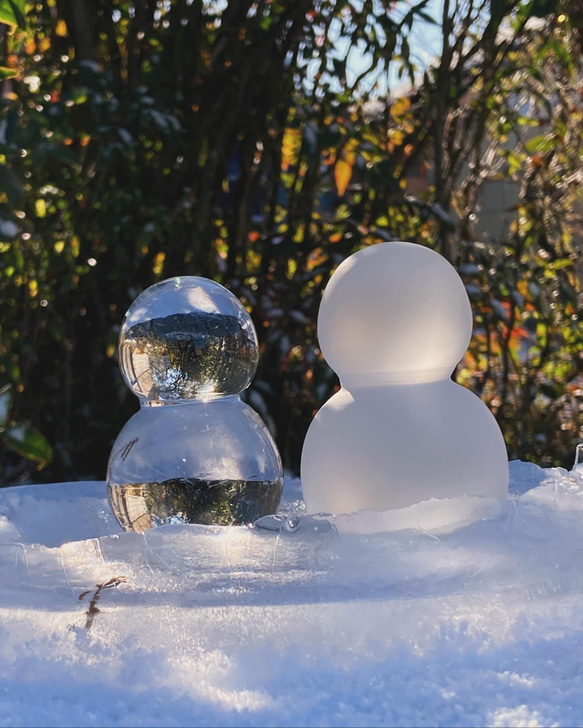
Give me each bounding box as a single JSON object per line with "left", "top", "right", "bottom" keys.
{"left": 0, "top": 462, "right": 583, "bottom": 726}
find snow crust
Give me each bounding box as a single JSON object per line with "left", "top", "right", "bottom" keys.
{"left": 1, "top": 462, "right": 583, "bottom": 727}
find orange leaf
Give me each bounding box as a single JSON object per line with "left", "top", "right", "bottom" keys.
{"left": 55, "top": 19, "right": 68, "bottom": 37}
{"left": 510, "top": 326, "right": 529, "bottom": 340}
{"left": 335, "top": 159, "right": 353, "bottom": 196}
{"left": 307, "top": 247, "right": 327, "bottom": 271}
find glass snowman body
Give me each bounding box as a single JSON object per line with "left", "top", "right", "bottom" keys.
{"left": 108, "top": 277, "right": 283, "bottom": 532}
{"left": 301, "top": 242, "right": 509, "bottom": 515}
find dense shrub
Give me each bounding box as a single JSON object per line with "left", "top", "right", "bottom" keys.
{"left": 0, "top": 0, "right": 581, "bottom": 484}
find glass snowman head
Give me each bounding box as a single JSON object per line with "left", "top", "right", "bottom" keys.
{"left": 119, "top": 276, "right": 259, "bottom": 403}
{"left": 108, "top": 277, "right": 283, "bottom": 531}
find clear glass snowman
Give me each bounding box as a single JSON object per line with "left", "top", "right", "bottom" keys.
{"left": 107, "top": 276, "right": 283, "bottom": 532}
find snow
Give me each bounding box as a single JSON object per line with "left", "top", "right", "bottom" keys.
{"left": 1, "top": 462, "right": 583, "bottom": 727}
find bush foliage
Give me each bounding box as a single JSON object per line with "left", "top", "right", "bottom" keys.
{"left": 0, "top": 0, "right": 582, "bottom": 483}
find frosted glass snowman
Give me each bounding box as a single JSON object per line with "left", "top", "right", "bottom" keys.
{"left": 107, "top": 276, "right": 283, "bottom": 532}
{"left": 301, "top": 242, "right": 508, "bottom": 515}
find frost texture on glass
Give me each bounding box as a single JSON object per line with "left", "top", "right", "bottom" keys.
{"left": 119, "top": 277, "right": 259, "bottom": 402}
{"left": 301, "top": 242, "right": 509, "bottom": 516}
{"left": 108, "top": 276, "right": 283, "bottom": 532}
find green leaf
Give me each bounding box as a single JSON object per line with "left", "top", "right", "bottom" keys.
{"left": 517, "top": 116, "right": 539, "bottom": 127}
{"left": 259, "top": 14, "right": 272, "bottom": 30}
{"left": 0, "top": 0, "right": 26, "bottom": 29}
{"left": 2, "top": 424, "right": 52, "bottom": 468}
{"left": 0, "top": 384, "right": 11, "bottom": 428}
{"left": 0, "top": 66, "right": 17, "bottom": 80}
{"left": 504, "top": 149, "right": 525, "bottom": 175}
{"left": 550, "top": 258, "right": 573, "bottom": 271}
{"left": 524, "top": 134, "right": 554, "bottom": 154}
{"left": 544, "top": 38, "right": 574, "bottom": 73}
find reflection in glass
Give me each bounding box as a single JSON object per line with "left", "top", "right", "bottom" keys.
{"left": 108, "top": 277, "right": 283, "bottom": 532}
{"left": 119, "top": 277, "right": 258, "bottom": 402}
{"left": 109, "top": 478, "right": 283, "bottom": 532}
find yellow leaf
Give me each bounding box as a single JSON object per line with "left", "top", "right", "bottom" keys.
{"left": 281, "top": 127, "right": 302, "bottom": 170}
{"left": 517, "top": 280, "right": 530, "bottom": 300}
{"left": 29, "top": 279, "right": 38, "bottom": 298}
{"left": 54, "top": 240, "right": 65, "bottom": 253}
{"left": 153, "top": 251, "right": 165, "bottom": 276}
{"left": 35, "top": 199, "right": 46, "bottom": 218}
{"left": 293, "top": 224, "right": 304, "bottom": 243}
{"left": 335, "top": 159, "right": 353, "bottom": 197}
{"left": 344, "top": 137, "right": 358, "bottom": 165}
{"left": 390, "top": 96, "right": 411, "bottom": 120}
{"left": 389, "top": 129, "right": 404, "bottom": 146}
{"left": 55, "top": 19, "right": 68, "bottom": 37}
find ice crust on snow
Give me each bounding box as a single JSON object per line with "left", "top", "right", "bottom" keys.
{"left": 0, "top": 461, "right": 583, "bottom": 726}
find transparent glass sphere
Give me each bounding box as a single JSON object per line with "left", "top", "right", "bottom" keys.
{"left": 119, "top": 277, "right": 259, "bottom": 402}
{"left": 109, "top": 276, "right": 282, "bottom": 532}
{"left": 107, "top": 398, "right": 283, "bottom": 531}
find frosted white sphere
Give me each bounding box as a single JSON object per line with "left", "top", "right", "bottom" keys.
{"left": 301, "top": 242, "right": 508, "bottom": 515}
{"left": 318, "top": 242, "right": 473, "bottom": 386}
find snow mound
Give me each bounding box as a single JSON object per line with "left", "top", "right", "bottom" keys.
{"left": 1, "top": 461, "right": 583, "bottom": 726}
